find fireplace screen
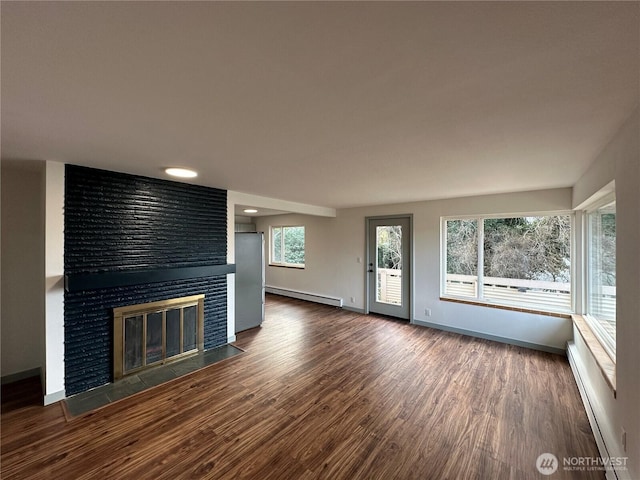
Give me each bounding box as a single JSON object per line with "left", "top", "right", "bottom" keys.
{"left": 114, "top": 295, "right": 204, "bottom": 380}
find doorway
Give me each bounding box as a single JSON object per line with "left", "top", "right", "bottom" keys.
{"left": 366, "top": 216, "right": 411, "bottom": 319}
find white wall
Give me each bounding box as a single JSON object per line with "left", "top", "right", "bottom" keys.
{"left": 1, "top": 160, "right": 46, "bottom": 379}
{"left": 43, "top": 161, "right": 66, "bottom": 404}
{"left": 256, "top": 187, "right": 574, "bottom": 352}
{"left": 615, "top": 110, "right": 640, "bottom": 479}
{"left": 0, "top": 160, "right": 67, "bottom": 403}
{"left": 572, "top": 109, "right": 639, "bottom": 479}
{"left": 226, "top": 192, "right": 236, "bottom": 342}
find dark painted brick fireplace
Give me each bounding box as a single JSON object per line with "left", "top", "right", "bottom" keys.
{"left": 64, "top": 165, "right": 229, "bottom": 395}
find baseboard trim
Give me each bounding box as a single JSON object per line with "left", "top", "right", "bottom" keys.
{"left": 44, "top": 389, "right": 66, "bottom": 406}
{"left": 266, "top": 286, "right": 343, "bottom": 307}
{"left": 1, "top": 367, "right": 41, "bottom": 385}
{"left": 342, "top": 306, "right": 366, "bottom": 314}
{"left": 412, "top": 319, "right": 566, "bottom": 356}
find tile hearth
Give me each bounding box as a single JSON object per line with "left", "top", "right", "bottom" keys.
{"left": 63, "top": 344, "right": 243, "bottom": 418}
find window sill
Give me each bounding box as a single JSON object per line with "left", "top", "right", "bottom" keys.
{"left": 571, "top": 314, "right": 616, "bottom": 395}
{"left": 440, "top": 296, "right": 571, "bottom": 319}
{"left": 268, "top": 264, "right": 305, "bottom": 270}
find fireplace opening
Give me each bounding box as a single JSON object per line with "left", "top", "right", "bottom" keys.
{"left": 113, "top": 295, "right": 204, "bottom": 380}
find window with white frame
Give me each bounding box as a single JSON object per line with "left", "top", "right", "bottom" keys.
{"left": 442, "top": 214, "right": 572, "bottom": 313}
{"left": 585, "top": 196, "right": 616, "bottom": 358}
{"left": 270, "top": 225, "right": 305, "bottom": 267}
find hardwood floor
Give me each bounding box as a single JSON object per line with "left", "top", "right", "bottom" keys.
{"left": 1, "top": 295, "right": 601, "bottom": 479}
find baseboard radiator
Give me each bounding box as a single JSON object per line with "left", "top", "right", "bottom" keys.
{"left": 265, "top": 286, "right": 343, "bottom": 308}
{"left": 567, "top": 341, "right": 625, "bottom": 480}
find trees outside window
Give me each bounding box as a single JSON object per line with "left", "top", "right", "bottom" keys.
{"left": 585, "top": 199, "right": 616, "bottom": 358}
{"left": 271, "top": 226, "right": 305, "bottom": 267}
{"left": 483, "top": 216, "right": 571, "bottom": 283}
{"left": 446, "top": 219, "right": 478, "bottom": 277}
{"left": 443, "top": 215, "right": 572, "bottom": 313}
{"left": 377, "top": 226, "right": 402, "bottom": 270}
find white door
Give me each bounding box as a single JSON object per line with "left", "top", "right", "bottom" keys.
{"left": 367, "top": 217, "right": 411, "bottom": 319}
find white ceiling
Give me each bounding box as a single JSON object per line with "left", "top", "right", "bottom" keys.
{"left": 2, "top": 2, "right": 638, "bottom": 210}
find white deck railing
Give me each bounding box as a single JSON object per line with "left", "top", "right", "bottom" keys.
{"left": 377, "top": 268, "right": 402, "bottom": 305}
{"left": 445, "top": 274, "right": 616, "bottom": 318}
{"left": 445, "top": 274, "right": 575, "bottom": 312}
{"left": 377, "top": 271, "right": 615, "bottom": 324}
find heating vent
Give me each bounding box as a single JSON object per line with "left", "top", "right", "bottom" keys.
{"left": 266, "top": 286, "right": 343, "bottom": 308}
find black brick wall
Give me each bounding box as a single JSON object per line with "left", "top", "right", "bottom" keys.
{"left": 64, "top": 165, "right": 228, "bottom": 395}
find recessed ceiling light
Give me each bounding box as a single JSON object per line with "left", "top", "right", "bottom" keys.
{"left": 243, "top": 209, "right": 258, "bottom": 214}
{"left": 165, "top": 167, "right": 198, "bottom": 178}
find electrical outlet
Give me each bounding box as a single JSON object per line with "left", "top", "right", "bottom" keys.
{"left": 425, "top": 308, "right": 432, "bottom": 317}
{"left": 350, "top": 297, "right": 356, "bottom": 303}
{"left": 622, "top": 428, "right": 627, "bottom": 452}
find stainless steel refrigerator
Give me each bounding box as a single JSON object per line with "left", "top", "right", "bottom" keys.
{"left": 234, "top": 232, "right": 265, "bottom": 333}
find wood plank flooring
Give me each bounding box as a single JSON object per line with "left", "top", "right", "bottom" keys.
{"left": 1, "top": 294, "right": 601, "bottom": 479}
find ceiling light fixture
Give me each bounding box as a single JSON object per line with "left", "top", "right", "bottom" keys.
{"left": 243, "top": 209, "right": 258, "bottom": 214}
{"left": 165, "top": 167, "right": 198, "bottom": 178}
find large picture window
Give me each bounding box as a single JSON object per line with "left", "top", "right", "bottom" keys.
{"left": 443, "top": 214, "right": 572, "bottom": 313}
{"left": 585, "top": 197, "right": 616, "bottom": 358}
{"left": 270, "top": 225, "right": 305, "bottom": 268}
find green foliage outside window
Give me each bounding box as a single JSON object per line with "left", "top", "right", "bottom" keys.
{"left": 272, "top": 226, "right": 305, "bottom": 266}
{"left": 283, "top": 226, "right": 305, "bottom": 265}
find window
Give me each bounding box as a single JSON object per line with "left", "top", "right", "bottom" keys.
{"left": 270, "top": 226, "right": 305, "bottom": 267}
{"left": 443, "top": 214, "right": 572, "bottom": 313}
{"left": 585, "top": 197, "right": 616, "bottom": 358}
